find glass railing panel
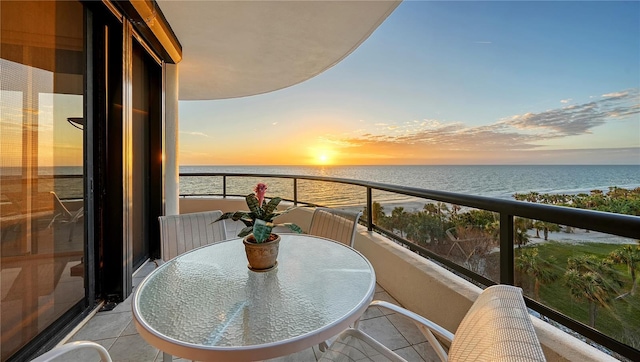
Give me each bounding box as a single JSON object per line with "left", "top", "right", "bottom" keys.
{"left": 297, "top": 180, "right": 365, "bottom": 209}
{"left": 366, "top": 190, "right": 423, "bottom": 223}
{"left": 370, "top": 192, "right": 500, "bottom": 282}
{"left": 179, "top": 175, "right": 222, "bottom": 195}
{"left": 442, "top": 217, "right": 500, "bottom": 282}
{"left": 515, "top": 225, "right": 640, "bottom": 352}
{"left": 225, "top": 176, "right": 294, "bottom": 201}
{"left": 366, "top": 190, "right": 428, "bottom": 235}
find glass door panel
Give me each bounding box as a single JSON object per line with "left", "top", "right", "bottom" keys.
{"left": 0, "top": 1, "right": 85, "bottom": 359}
{"left": 131, "top": 39, "right": 161, "bottom": 269}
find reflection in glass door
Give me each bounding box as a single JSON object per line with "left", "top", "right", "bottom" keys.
{"left": 0, "top": 1, "right": 85, "bottom": 359}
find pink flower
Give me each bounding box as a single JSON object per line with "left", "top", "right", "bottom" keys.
{"left": 254, "top": 183, "right": 268, "bottom": 206}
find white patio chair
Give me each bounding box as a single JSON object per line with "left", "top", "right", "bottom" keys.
{"left": 30, "top": 341, "right": 112, "bottom": 362}
{"left": 319, "top": 284, "right": 546, "bottom": 362}
{"left": 47, "top": 191, "right": 84, "bottom": 242}
{"left": 158, "top": 210, "right": 227, "bottom": 261}
{"left": 309, "top": 207, "right": 362, "bottom": 247}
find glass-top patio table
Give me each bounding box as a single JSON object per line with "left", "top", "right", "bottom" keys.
{"left": 132, "top": 234, "right": 376, "bottom": 361}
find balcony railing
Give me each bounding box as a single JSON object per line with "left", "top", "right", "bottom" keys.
{"left": 180, "top": 172, "right": 640, "bottom": 360}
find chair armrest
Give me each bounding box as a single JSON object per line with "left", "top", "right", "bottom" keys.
{"left": 364, "top": 300, "right": 453, "bottom": 362}
{"left": 30, "top": 341, "right": 112, "bottom": 362}
{"left": 369, "top": 300, "right": 454, "bottom": 342}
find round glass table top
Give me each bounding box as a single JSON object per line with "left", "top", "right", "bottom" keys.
{"left": 132, "top": 234, "right": 375, "bottom": 360}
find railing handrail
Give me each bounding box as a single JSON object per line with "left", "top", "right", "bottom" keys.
{"left": 180, "top": 172, "right": 640, "bottom": 240}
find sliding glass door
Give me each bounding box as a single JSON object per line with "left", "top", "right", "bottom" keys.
{"left": 1, "top": 1, "right": 166, "bottom": 358}
{"left": 0, "top": 1, "right": 85, "bottom": 359}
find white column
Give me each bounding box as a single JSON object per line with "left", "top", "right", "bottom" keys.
{"left": 165, "top": 63, "right": 180, "bottom": 215}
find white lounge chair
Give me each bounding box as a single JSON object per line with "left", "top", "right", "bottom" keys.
{"left": 309, "top": 207, "right": 362, "bottom": 247}
{"left": 48, "top": 191, "right": 84, "bottom": 242}
{"left": 320, "top": 284, "right": 546, "bottom": 362}
{"left": 158, "top": 210, "right": 227, "bottom": 261}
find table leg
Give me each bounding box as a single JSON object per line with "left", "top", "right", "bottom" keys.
{"left": 162, "top": 352, "right": 173, "bottom": 361}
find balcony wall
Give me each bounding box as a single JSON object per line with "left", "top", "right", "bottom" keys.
{"left": 179, "top": 197, "right": 616, "bottom": 362}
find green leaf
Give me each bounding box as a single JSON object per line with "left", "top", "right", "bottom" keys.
{"left": 263, "top": 197, "right": 282, "bottom": 219}
{"left": 281, "top": 223, "right": 303, "bottom": 234}
{"left": 271, "top": 204, "right": 300, "bottom": 218}
{"left": 213, "top": 212, "right": 234, "bottom": 222}
{"left": 246, "top": 194, "right": 262, "bottom": 217}
{"left": 252, "top": 219, "right": 273, "bottom": 243}
{"left": 231, "top": 211, "right": 250, "bottom": 221}
{"left": 238, "top": 226, "right": 253, "bottom": 238}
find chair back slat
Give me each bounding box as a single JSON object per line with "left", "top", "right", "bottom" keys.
{"left": 158, "top": 210, "right": 227, "bottom": 261}
{"left": 308, "top": 208, "right": 362, "bottom": 247}
{"left": 449, "top": 285, "right": 546, "bottom": 361}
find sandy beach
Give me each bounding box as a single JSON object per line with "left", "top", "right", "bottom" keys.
{"left": 527, "top": 228, "right": 637, "bottom": 245}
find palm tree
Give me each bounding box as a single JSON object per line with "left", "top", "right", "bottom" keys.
{"left": 514, "top": 217, "right": 532, "bottom": 248}
{"left": 390, "top": 207, "right": 409, "bottom": 238}
{"left": 514, "top": 191, "right": 540, "bottom": 203}
{"left": 608, "top": 244, "right": 640, "bottom": 296}
{"left": 533, "top": 221, "right": 560, "bottom": 241}
{"left": 363, "top": 201, "right": 386, "bottom": 225}
{"left": 433, "top": 202, "right": 449, "bottom": 228}
{"left": 485, "top": 220, "right": 500, "bottom": 240}
{"left": 405, "top": 211, "right": 442, "bottom": 246}
{"left": 532, "top": 221, "right": 543, "bottom": 238}
{"left": 515, "top": 248, "right": 558, "bottom": 300}
{"left": 423, "top": 203, "right": 438, "bottom": 215}
{"left": 564, "top": 255, "right": 624, "bottom": 328}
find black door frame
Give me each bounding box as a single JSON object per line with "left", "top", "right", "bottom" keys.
{"left": 95, "top": 4, "right": 164, "bottom": 303}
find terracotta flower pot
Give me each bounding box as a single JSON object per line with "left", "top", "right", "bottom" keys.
{"left": 243, "top": 233, "right": 281, "bottom": 271}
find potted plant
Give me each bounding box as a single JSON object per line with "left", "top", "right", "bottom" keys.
{"left": 214, "top": 183, "right": 302, "bottom": 271}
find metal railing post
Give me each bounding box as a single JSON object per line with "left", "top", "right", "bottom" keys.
{"left": 367, "top": 187, "right": 373, "bottom": 231}
{"left": 223, "top": 176, "right": 227, "bottom": 198}
{"left": 500, "top": 213, "right": 514, "bottom": 285}
{"left": 293, "top": 178, "right": 298, "bottom": 205}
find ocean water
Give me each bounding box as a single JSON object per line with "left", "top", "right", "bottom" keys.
{"left": 179, "top": 165, "right": 640, "bottom": 209}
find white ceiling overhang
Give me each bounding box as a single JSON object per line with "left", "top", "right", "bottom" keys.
{"left": 156, "top": 0, "right": 401, "bottom": 100}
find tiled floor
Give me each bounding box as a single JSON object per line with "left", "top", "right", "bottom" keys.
{"left": 54, "top": 260, "right": 441, "bottom": 362}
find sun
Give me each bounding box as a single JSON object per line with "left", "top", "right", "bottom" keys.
{"left": 318, "top": 154, "right": 329, "bottom": 164}
{"left": 308, "top": 146, "right": 335, "bottom": 165}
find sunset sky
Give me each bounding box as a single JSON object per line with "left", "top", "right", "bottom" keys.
{"left": 179, "top": 1, "right": 640, "bottom": 166}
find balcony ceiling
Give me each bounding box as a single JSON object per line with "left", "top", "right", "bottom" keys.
{"left": 156, "top": 0, "right": 401, "bottom": 100}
